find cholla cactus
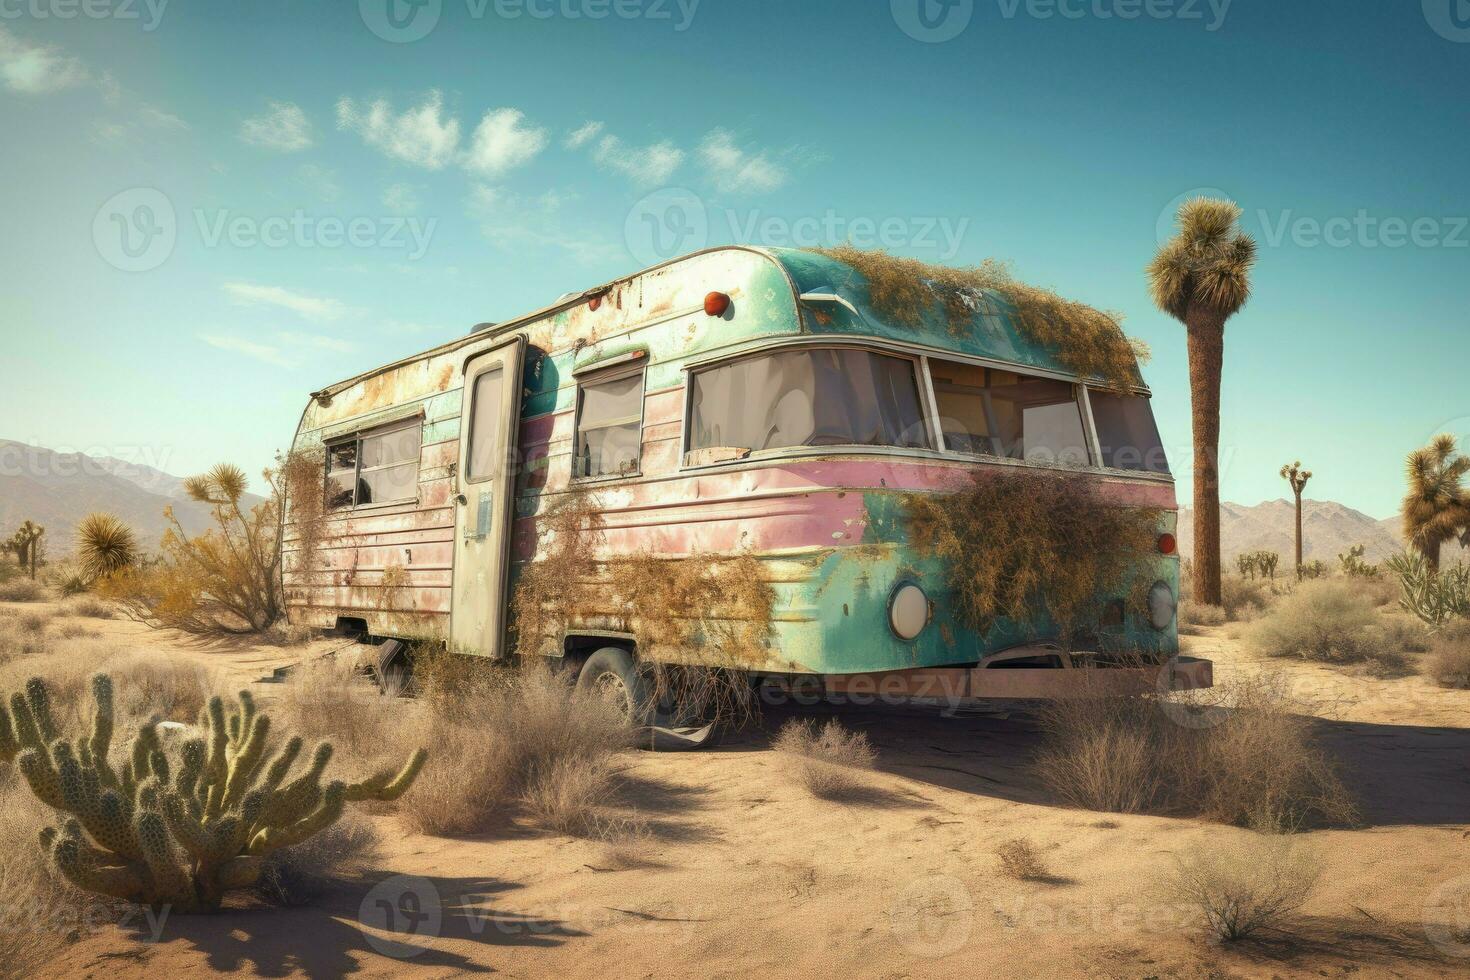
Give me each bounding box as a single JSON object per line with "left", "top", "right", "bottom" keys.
{"left": 1386, "top": 551, "right": 1470, "bottom": 629}
{"left": 0, "top": 674, "right": 426, "bottom": 912}
{"left": 1338, "top": 544, "right": 1380, "bottom": 579}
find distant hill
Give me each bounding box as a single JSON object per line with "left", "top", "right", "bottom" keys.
{"left": 0, "top": 441, "right": 265, "bottom": 557}
{"left": 1178, "top": 498, "right": 1468, "bottom": 566}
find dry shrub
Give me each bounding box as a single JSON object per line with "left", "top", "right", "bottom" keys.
{"left": 398, "top": 663, "right": 634, "bottom": 837}
{"left": 1180, "top": 601, "right": 1226, "bottom": 629}
{"left": 905, "top": 470, "right": 1160, "bottom": 644}
{"left": 995, "top": 838, "right": 1050, "bottom": 882}
{"left": 58, "top": 594, "right": 114, "bottom": 619}
{"left": 0, "top": 579, "right": 45, "bottom": 602}
{"left": 1346, "top": 574, "right": 1400, "bottom": 609}
{"left": 808, "top": 245, "right": 1142, "bottom": 392}
{"left": 512, "top": 490, "right": 775, "bottom": 701}
{"left": 273, "top": 654, "right": 402, "bottom": 776}
{"left": 1245, "top": 581, "right": 1398, "bottom": 667}
{"left": 251, "top": 814, "right": 381, "bottom": 906}
{"left": 101, "top": 455, "right": 323, "bottom": 636}
{"left": 1036, "top": 678, "right": 1355, "bottom": 832}
{"left": 773, "top": 718, "right": 878, "bottom": 801}
{"left": 1427, "top": 620, "right": 1470, "bottom": 689}
{"left": 1220, "top": 575, "right": 1272, "bottom": 621}
{"left": 1161, "top": 837, "right": 1321, "bottom": 942}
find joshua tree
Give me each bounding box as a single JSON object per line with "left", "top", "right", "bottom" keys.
{"left": 76, "top": 513, "right": 138, "bottom": 583}
{"left": 1280, "top": 462, "right": 1312, "bottom": 580}
{"left": 8, "top": 521, "right": 45, "bottom": 579}
{"left": 1403, "top": 435, "right": 1470, "bottom": 571}
{"left": 1148, "top": 198, "right": 1257, "bottom": 605}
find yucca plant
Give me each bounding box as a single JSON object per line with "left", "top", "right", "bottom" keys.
{"left": 1280, "top": 462, "right": 1312, "bottom": 580}
{"left": 1149, "top": 198, "right": 1257, "bottom": 606}
{"left": 1386, "top": 551, "right": 1470, "bottom": 629}
{"left": 1402, "top": 435, "right": 1470, "bottom": 571}
{"left": 75, "top": 513, "right": 138, "bottom": 584}
{"left": 1, "top": 674, "right": 426, "bottom": 912}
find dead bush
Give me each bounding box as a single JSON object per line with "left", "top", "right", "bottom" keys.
{"left": 251, "top": 814, "right": 381, "bottom": 906}
{"left": 0, "top": 579, "right": 45, "bottom": 602}
{"left": 1161, "top": 837, "right": 1321, "bottom": 942}
{"left": 995, "top": 838, "right": 1051, "bottom": 882}
{"left": 58, "top": 594, "right": 115, "bottom": 619}
{"left": 1427, "top": 620, "right": 1470, "bottom": 689}
{"left": 1245, "top": 581, "right": 1385, "bottom": 664}
{"left": 1036, "top": 678, "right": 1355, "bottom": 832}
{"left": 1180, "top": 601, "right": 1226, "bottom": 630}
{"left": 1220, "top": 575, "right": 1272, "bottom": 621}
{"left": 905, "top": 470, "right": 1160, "bottom": 646}
{"left": 808, "top": 245, "right": 1142, "bottom": 392}
{"left": 273, "top": 654, "right": 403, "bottom": 778}
{"left": 398, "top": 664, "right": 634, "bottom": 837}
{"left": 773, "top": 718, "right": 878, "bottom": 801}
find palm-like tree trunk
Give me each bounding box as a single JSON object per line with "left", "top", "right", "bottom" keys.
{"left": 1186, "top": 311, "right": 1225, "bottom": 605}
{"left": 1293, "top": 488, "right": 1304, "bottom": 578}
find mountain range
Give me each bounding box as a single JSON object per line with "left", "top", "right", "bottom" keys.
{"left": 0, "top": 441, "right": 265, "bottom": 557}
{"left": 1178, "top": 497, "right": 1467, "bottom": 566}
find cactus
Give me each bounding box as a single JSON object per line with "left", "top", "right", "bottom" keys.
{"left": 1386, "top": 551, "right": 1470, "bottom": 629}
{"left": 0, "top": 673, "right": 426, "bottom": 913}
{"left": 1338, "top": 544, "right": 1380, "bottom": 579}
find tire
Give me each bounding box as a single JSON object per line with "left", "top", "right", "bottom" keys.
{"left": 574, "top": 647, "right": 722, "bottom": 752}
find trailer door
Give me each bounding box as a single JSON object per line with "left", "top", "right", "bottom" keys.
{"left": 450, "top": 336, "right": 525, "bottom": 658}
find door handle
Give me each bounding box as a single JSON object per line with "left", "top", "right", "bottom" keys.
{"left": 454, "top": 492, "right": 468, "bottom": 506}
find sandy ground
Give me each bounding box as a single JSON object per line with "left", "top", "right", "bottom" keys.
{"left": 14, "top": 605, "right": 1470, "bottom": 980}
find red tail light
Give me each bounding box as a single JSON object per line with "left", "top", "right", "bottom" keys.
{"left": 704, "top": 291, "right": 731, "bottom": 317}
{"left": 1157, "top": 533, "right": 1177, "bottom": 555}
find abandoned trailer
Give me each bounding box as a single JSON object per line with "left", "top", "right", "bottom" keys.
{"left": 282, "top": 246, "right": 1210, "bottom": 744}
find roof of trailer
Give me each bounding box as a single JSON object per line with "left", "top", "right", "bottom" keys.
{"left": 311, "top": 244, "right": 1143, "bottom": 400}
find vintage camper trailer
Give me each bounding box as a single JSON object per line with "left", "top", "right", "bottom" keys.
{"left": 282, "top": 246, "right": 1209, "bottom": 739}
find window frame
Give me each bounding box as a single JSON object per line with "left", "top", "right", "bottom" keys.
{"left": 323, "top": 417, "right": 424, "bottom": 511}
{"left": 681, "top": 343, "right": 935, "bottom": 462}
{"left": 571, "top": 363, "right": 647, "bottom": 483}
{"left": 677, "top": 336, "right": 1170, "bottom": 482}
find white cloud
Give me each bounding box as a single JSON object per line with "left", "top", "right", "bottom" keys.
{"left": 592, "top": 134, "right": 684, "bottom": 186}
{"left": 240, "top": 101, "right": 313, "bottom": 151}
{"left": 698, "top": 129, "right": 788, "bottom": 194}
{"left": 296, "top": 164, "right": 341, "bottom": 202}
{"left": 382, "top": 182, "right": 421, "bottom": 212}
{"left": 564, "top": 120, "right": 604, "bottom": 149}
{"left": 467, "top": 184, "right": 620, "bottom": 265}
{"left": 222, "top": 282, "right": 349, "bottom": 322}
{"left": 276, "top": 331, "right": 354, "bottom": 353}
{"left": 0, "top": 27, "right": 88, "bottom": 94}
{"left": 200, "top": 334, "right": 295, "bottom": 369}
{"left": 336, "top": 90, "right": 460, "bottom": 170}
{"left": 462, "top": 107, "right": 547, "bottom": 178}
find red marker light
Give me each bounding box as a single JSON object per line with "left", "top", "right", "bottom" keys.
{"left": 588, "top": 295, "right": 602, "bottom": 311}
{"left": 704, "top": 291, "right": 731, "bottom": 317}
{"left": 1157, "top": 533, "right": 1177, "bottom": 555}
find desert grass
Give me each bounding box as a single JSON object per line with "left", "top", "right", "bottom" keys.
{"left": 0, "top": 578, "right": 46, "bottom": 602}
{"left": 807, "top": 245, "right": 1142, "bottom": 392}
{"left": 57, "top": 594, "right": 115, "bottom": 619}
{"left": 905, "top": 469, "right": 1160, "bottom": 645}
{"left": 1245, "top": 581, "right": 1415, "bottom": 672}
{"left": 272, "top": 654, "right": 405, "bottom": 780}
{"left": 1427, "top": 620, "right": 1470, "bottom": 689}
{"left": 398, "top": 662, "right": 636, "bottom": 839}
{"left": 1179, "top": 600, "right": 1227, "bottom": 631}
{"left": 772, "top": 718, "right": 878, "bottom": 801}
{"left": 1035, "top": 677, "right": 1356, "bottom": 833}
{"left": 1220, "top": 574, "right": 1274, "bottom": 622}
{"left": 1160, "top": 836, "right": 1321, "bottom": 942}
{"left": 251, "top": 814, "right": 381, "bottom": 906}
{"left": 995, "top": 838, "right": 1051, "bottom": 882}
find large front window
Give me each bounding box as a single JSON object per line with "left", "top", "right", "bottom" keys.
{"left": 928, "top": 358, "right": 1091, "bottom": 467}
{"left": 689, "top": 348, "right": 929, "bottom": 454}
{"left": 325, "top": 420, "right": 422, "bottom": 509}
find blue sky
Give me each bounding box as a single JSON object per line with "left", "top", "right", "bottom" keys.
{"left": 1, "top": 0, "right": 1466, "bottom": 518}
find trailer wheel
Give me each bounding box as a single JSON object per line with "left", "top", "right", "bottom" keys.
{"left": 574, "top": 647, "right": 721, "bottom": 751}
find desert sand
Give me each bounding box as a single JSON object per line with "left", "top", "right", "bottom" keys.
{"left": 14, "top": 604, "right": 1470, "bottom": 980}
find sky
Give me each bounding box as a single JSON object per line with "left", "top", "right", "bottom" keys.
{"left": 0, "top": 0, "right": 1466, "bottom": 518}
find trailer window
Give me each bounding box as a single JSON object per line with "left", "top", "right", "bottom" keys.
{"left": 325, "top": 420, "right": 422, "bottom": 508}
{"left": 575, "top": 369, "right": 644, "bottom": 478}
{"left": 689, "top": 348, "right": 928, "bottom": 455}
{"left": 1089, "top": 391, "right": 1170, "bottom": 473}
{"left": 927, "top": 358, "right": 1091, "bottom": 467}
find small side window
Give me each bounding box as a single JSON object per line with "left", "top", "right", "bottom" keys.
{"left": 324, "top": 420, "right": 422, "bottom": 508}
{"left": 574, "top": 370, "right": 644, "bottom": 478}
